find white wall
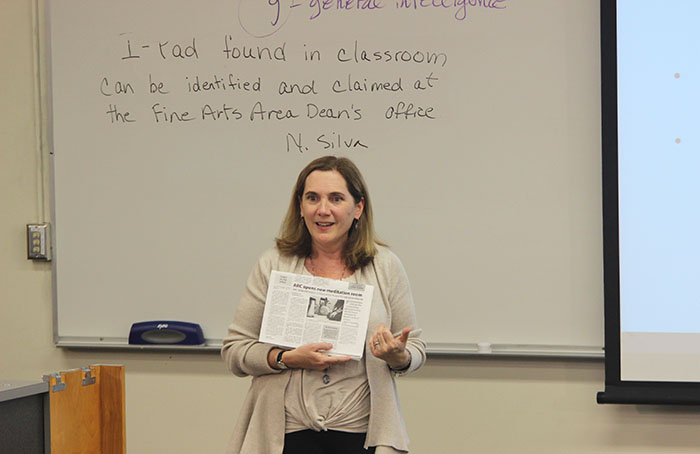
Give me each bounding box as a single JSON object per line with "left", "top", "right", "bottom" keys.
{"left": 3, "top": 1, "right": 700, "bottom": 453}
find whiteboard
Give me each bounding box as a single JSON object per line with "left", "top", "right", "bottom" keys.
{"left": 48, "top": 0, "right": 603, "bottom": 355}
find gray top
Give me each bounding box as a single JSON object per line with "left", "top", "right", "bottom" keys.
{"left": 0, "top": 381, "right": 48, "bottom": 403}
{"left": 285, "top": 269, "right": 370, "bottom": 434}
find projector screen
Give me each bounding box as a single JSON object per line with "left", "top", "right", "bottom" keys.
{"left": 599, "top": 0, "right": 700, "bottom": 403}
{"left": 616, "top": 0, "right": 700, "bottom": 382}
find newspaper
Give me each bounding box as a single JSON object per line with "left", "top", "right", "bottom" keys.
{"left": 259, "top": 270, "right": 374, "bottom": 359}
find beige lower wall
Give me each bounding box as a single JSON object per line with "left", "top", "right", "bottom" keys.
{"left": 4, "top": 1, "right": 700, "bottom": 453}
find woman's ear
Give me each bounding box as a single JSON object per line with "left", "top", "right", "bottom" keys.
{"left": 355, "top": 197, "right": 365, "bottom": 218}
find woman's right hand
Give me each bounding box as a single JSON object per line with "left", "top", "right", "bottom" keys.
{"left": 273, "top": 343, "right": 353, "bottom": 371}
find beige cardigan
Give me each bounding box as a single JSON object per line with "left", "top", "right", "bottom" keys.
{"left": 221, "top": 246, "right": 426, "bottom": 454}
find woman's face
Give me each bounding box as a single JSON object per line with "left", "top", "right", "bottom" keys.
{"left": 300, "top": 170, "right": 364, "bottom": 253}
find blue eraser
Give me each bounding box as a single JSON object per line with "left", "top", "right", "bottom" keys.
{"left": 128, "top": 321, "right": 204, "bottom": 345}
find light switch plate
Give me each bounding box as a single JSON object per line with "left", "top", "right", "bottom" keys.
{"left": 27, "top": 223, "right": 51, "bottom": 261}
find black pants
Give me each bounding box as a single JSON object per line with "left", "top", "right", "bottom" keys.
{"left": 283, "top": 430, "right": 376, "bottom": 454}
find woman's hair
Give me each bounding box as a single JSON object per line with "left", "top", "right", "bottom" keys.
{"left": 275, "top": 156, "right": 384, "bottom": 270}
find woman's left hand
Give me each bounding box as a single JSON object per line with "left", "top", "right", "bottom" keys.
{"left": 369, "top": 323, "right": 411, "bottom": 370}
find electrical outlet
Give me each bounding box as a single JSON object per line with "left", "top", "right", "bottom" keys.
{"left": 27, "top": 223, "right": 51, "bottom": 261}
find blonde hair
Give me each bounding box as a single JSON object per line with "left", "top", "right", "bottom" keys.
{"left": 275, "top": 156, "right": 384, "bottom": 270}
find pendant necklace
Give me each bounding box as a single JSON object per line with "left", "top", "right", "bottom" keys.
{"left": 308, "top": 254, "right": 345, "bottom": 385}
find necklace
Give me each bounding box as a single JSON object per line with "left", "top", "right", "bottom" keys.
{"left": 309, "top": 255, "right": 346, "bottom": 280}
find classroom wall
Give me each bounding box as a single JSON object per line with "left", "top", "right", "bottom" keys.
{"left": 3, "top": 1, "right": 700, "bottom": 453}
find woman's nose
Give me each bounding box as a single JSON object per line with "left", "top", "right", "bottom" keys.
{"left": 318, "top": 198, "right": 331, "bottom": 214}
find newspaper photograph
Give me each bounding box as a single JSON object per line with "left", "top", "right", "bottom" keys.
{"left": 259, "top": 270, "right": 374, "bottom": 359}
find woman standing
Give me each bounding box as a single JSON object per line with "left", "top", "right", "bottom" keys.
{"left": 222, "top": 156, "right": 425, "bottom": 454}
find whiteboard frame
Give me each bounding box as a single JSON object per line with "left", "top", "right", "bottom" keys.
{"left": 54, "top": 337, "right": 604, "bottom": 358}
{"left": 44, "top": 0, "right": 605, "bottom": 357}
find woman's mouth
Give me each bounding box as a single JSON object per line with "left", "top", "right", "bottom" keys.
{"left": 316, "top": 222, "right": 334, "bottom": 227}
